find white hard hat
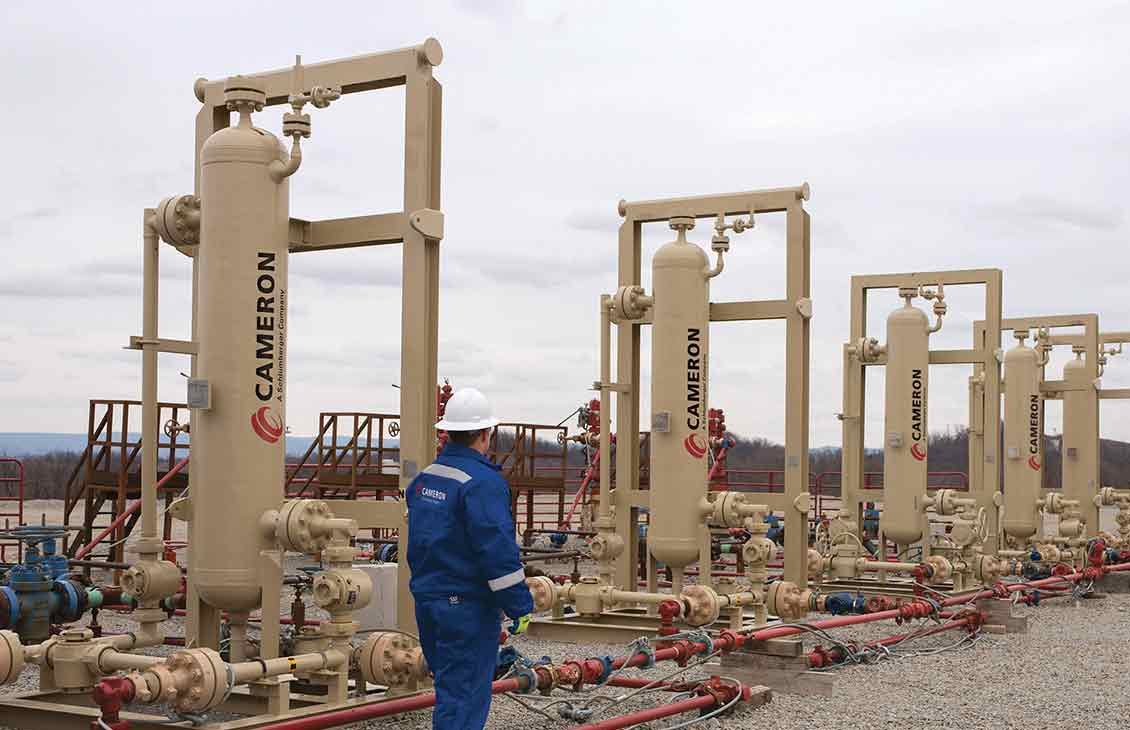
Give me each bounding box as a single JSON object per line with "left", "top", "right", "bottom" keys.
{"left": 435, "top": 387, "right": 500, "bottom": 431}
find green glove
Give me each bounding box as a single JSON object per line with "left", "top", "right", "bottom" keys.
{"left": 509, "top": 614, "right": 532, "bottom": 635}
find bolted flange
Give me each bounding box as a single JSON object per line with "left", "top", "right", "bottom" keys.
{"left": 312, "top": 568, "right": 373, "bottom": 613}
{"left": 589, "top": 532, "right": 625, "bottom": 561}
{"left": 274, "top": 499, "right": 334, "bottom": 554}
{"left": 680, "top": 584, "right": 720, "bottom": 627}
{"left": 121, "top": 560, "right": 181, "bottom": 603}
{"left": 160, "top": 648, "right": 227, "bottom": 713}
{"left": 356, "top": 632, "right": 427, "bottom": 688}
{"left": 526, "top": 575, "right": 557, "bottom": 613}
{"left": 0, "top": 630, "right": 24, "bottom": 686}
{"left": 153, "top": 195, "right": 201, "bottom": 248}
{"left": 223, "top": 75, "right": 266, "bottom": 111}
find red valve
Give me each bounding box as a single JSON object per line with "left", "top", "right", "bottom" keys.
{"left": 655, "top": 600, "right": 681, "bottom": 647}
{"left": 91, "top": 676, "right": 135, "bottom": 730}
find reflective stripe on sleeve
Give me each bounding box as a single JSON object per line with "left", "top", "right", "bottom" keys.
{"left": 421, "top": 463, "right": 472, "bottom": 483}
{"left": 488, "top": 567, "right": 526, "bottom": 592}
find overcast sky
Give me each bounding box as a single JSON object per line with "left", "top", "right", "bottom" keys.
{"left": 1, "top": 1, "right": 1128, "bottom": 448}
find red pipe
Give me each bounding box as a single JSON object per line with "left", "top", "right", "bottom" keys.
{"left": 604, "top": 676, "right": 682, "bottom": 690}
{"left": 200, "top": 565, "right": 1130, "bottom": 730}
{"left": 253, "top": 677, "right": 522, "bottom": 730}
{"left": 750, "top": 567, "right": 1120, "bottom": 642}
{"left": 75, "top": 456, "right": 190, "bottom": 560}
{"left": 807, "top": 614, "right": 979, "bottom": 668}
{"left": 561, "top": 450, "right": 599, "bottom": 529}
{"left": 578, "top": 694, "right": 717, "bottom": 730}
{"left": 707, "top": 445, "right": 729, "bottom": 482}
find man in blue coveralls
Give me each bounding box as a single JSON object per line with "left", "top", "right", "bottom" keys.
{"left": 406, "top": 387, "right": 534, "bottom": 730}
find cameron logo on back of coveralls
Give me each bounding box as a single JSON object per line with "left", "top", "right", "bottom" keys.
{"left": 420, "top": 486, "right": 447, "bottom": 502}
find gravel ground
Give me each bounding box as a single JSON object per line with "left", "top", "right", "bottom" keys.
{"left": 370, "top": 587, "right": 1130, "bottom": 730}
{"left": 7, "top": 580, "right": 1124, "bottom": 730}
{"left": 4, "top": 526, "right": 1129, "bottom": 730}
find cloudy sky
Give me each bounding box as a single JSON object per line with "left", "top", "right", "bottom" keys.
{"left": 1, "top": 1, "right": 1128, "bottom": 447}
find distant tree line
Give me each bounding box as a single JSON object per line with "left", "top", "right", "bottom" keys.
{"left": 4, "top": 427, "right": 1129, "bottom": 501}
{"left": 719, "top": 427, "right": 1130, "bottom": 491}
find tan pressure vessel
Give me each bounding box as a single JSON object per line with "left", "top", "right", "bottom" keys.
{"left": 880, "top": 297, "right": 930, "bottom": 545}
{"left": 1002, "top": 336, "right": 1042, "bottom": 540}
{"left": 648, "top": 220, "right": 710, "bottom": 569}
{"left": 193, "top": 97, "right": 291, "bottom": 611}
{"left": 1061, "top": 350, "right": 1096, "bottom": 507}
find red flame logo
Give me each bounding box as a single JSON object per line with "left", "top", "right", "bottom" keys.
{"left": 1028, "top": 455, "right": 1041, "bottom": 471}
{"left": 683, "top": 433, "right": 707, "bottom": 459}
{"left": 910, "top": 442, "right": 926, "bottom": 462}
{"left": 250, "top": 405, "right": 283, "bottom": 444}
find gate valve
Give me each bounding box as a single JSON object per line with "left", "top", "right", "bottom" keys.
{"left": 1087, "top": 539, "right": 1107, "bottom": 569}
{"left": 713, "top": 210, "right": 754, "bottom": 239}
{"left": 163, "top": 419, "right": 189, "bottom": 438}
{"left": 865, "top": 595, "right": 897, "bottom": 613}
{"left": 437, "top": 380, "right": 454, "bottom": 417}
{"left": 919, "top": 284, "right": 946, "bottom": 332}
{"left": 698, "top": 676, "right": 742, "bottom": 715}
{"left": 807, "top": 644, "right": 844, "bottom": 668}
{"left": 655, "top": 600, "right": 680, "bottom": 646}
{"left": 911, "top": 564, "right": 932, "bottom": 585}
{"left": 895, "top": 600, "right": 934, "bottom": 624}
{"left": 91, "top": 676, "right": 136, "bottom": 730}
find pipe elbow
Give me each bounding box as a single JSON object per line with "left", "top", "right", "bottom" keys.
{"left": 270, "top": 137, "right": 302, "bottom": 182}
{"left": 704, "top": 250, "right": 725, "bottom": 279}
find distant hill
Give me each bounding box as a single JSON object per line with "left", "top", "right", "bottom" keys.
{"left": 2, "top": 429, "right": 1127, "bottom": 501}
{"left": 0, "top": 432, "right": 339, "bottom": 458}
{"left": 0, "top": 433, "right": 89, "bottom": 456}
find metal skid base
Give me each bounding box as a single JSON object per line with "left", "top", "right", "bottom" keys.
{"left": 0, "top": 680, "right": 429, "bottom": 730}
{"left": 528, "top": 607, "right": 768, "bottom": 644}
{"left": 716, "top": 638, "right": 837, "bottom": 697}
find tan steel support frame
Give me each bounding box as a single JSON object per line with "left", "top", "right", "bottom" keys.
{"left": 611, "top": 185, "right": 812, "bottom": 590}
{"left": 0, "top": 41, "right": 444, "bottom": 730}
{"left": 1097, "top": 331, "right": 1130, "bottom": 401}
{"left": 841, "top": 270, "right": 1003, "bottom": 553}
{"left": 972, "top": 315, "right": 1107, "bottom": 538}
{"left": 183, "top": 42, "right": 443, "bottom": 647}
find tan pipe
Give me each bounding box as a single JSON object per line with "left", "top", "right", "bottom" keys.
{"left": 270, "top": 136, "right": 302, "bottom": 182}
{"left": 229, "top": 648, "right": 348, "bottom": 684}
{"left": 595, "top": 295, "right": 615, "bottom": 585}
{"left": 107, "top": 626, "right": 164, "bottom": 653}
{"left": 98, "top": 651, "right": 164, "bottom": 673}
{"left": 597, "top": 294, "right": 612, "bottom": 525}
{"left": 718, "top": 591, "right": 757, "bottom": 609}
{"left": 861, "top": 559, "right": 920, "bottom": 573}
{"left": 704, "top": 249, "right": 725, "bottom": 279}
{"left": 602, "top": 589, "right": 678, "bottom": 607}
{"left": 140, "top": 210, "right": 160, "bottom": 556}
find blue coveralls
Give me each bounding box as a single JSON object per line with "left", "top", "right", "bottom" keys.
{"left": 406, "top": 442, "right": 534, "bottom": 730}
